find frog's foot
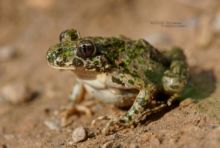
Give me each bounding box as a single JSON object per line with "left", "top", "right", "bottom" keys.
{"left": 167, "top": 93, "right": 179, "bottom": 106}
{"left": 137, "top": 103, "right": 168, "bottom": 122}
{"left": 60, "top": 102, "right": 93, "bottom": 127}
{"left": 103, "top": 117, "right": 132, "bottom": 135}
{"left": 91, "top": 115, "right": 131, "bottom": 135}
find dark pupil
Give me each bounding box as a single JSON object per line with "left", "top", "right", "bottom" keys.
{"left": 77, "top": 41, "right": 94, "bottom": 58}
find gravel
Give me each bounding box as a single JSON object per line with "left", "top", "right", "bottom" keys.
{"left": 0, "top": 46, "right": 17, "bottom": 62}
{"left": 0, "top": 81, "right": 32, "bottom": 104}
{"left": 72, "top": 126, "right": 88, "bottom": 143}
{"left": 44, "top": 120, "right": 60, "bottom": 130}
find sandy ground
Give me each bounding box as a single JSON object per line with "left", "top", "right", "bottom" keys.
{"left": 0, "top": 0, "right": 220, "bottom": 147}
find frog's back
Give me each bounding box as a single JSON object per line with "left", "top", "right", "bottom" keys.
{"left": 118, "top": 39, "right": 169, "bottom": 84}
{"left": 90, "top": 36, "right": 168, "bottom": 84}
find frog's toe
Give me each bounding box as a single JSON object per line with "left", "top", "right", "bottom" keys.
{"left": 91, "top": 115, "right": 110, "bottom": 127}
{"left": 91, "top": 115, "right": 130, "bottom": 135}
{"left": 60, "top": 104, "right": 92, "bottom": 127}
{"left": 102, "top": 117, "right": 131, "bottom": 135}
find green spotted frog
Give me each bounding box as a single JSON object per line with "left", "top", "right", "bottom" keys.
{"left": 47, "top": 29, "right": 189, "bottom": 128}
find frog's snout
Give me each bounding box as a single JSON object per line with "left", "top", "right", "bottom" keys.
{"left": 46, "top": 48, "right": 62, "bottom": 67}
{"left": 47, "top": 48, "right": 61, "bottom": 66}
{"left": 46, "top": 49, "right": 55, "bottom": 65}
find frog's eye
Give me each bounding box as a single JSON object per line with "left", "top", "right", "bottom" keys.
{"left": 59, "top": 29, "right": 80, "bottom": 42}
{"left": 77, "top": 40, "right": 96, "bottom": 58}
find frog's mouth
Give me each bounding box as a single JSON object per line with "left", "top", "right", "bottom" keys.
{"left": 49, "top": 64, "right": 100, "bottom": 72}
{"left": 49, "top": 64, "right": 76, "bottom": 70}
{"left": 48, "top": 63, "right": 101, "bottom": 79}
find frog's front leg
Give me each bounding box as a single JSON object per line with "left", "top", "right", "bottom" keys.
{"left": 101, "top": 83, "right": 160, "bottom": 135}
{"left": 61, "top": 80, "right": 93, "bottom": 126}
{"left": 121, "top": 84, "right": 157, "bottom": 124}
{"left": 69, "top": 79, "right": 85, "bottom": 103}
{"left": 100, "top": 72, "right": 158, "bottom": 134}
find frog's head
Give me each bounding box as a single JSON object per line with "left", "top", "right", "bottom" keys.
{"left": 47, "top": 29, "right": 112, "bottom": 74}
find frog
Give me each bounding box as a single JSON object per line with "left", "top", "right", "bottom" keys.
{"left": 46, "top": 28, "right": 189, "bottom": 133}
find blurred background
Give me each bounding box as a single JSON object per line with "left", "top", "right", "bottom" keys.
{"left": 0, "top": 0, "right": 220, "bottom": 147}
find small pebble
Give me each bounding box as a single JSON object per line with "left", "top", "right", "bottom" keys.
{"left": 212, "top": 11, "right": 220, "bottom": 33}
{"left": 109, "top": 133, "right": 120, "bottom": 140}
{"left": 207, "top": 124, "right": 220, "bottom": 129}
{"left": 72, "top": 126, "right": 87, "bottom": 143}
{"left": 130, "top": 143, "right": 139, "bottom": 148}
{"left": 0, "top": 81, "right": 32, "bottom": 104}
{"left": 0, "top": 46, "right": 17, "bottom": 62}
{"left": 151, "top": 137, "right": 161, "bottom": 146}
{"left": 101, "top": 141, "right": 114, "bottom": 148}
{"left": 101, "top": 141, "right": 122, "bottom": 148}
{"left": 44, "top": 120, "right": 60, "bottom": 130}
{"left": 3, "top": 134, "right": 15, "bottom": 140}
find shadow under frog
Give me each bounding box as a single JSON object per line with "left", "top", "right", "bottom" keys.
{"left": 182, "top": 67, "right": 216, "bottom": 101}
{"left": 140, "top": 66, "right": 216, "bottom": 125}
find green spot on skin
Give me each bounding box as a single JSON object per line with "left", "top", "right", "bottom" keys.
{"left": 112, "top": 76, "right": 125, "bottom": 86}
{"left": 94, "top": 60, "right": 99, "bottom": 65}
{"left": 136, "top": 96, "right": 148, "bottom": 108}
{"left": 128, "top": 79, "right": 134, "bottom": 85}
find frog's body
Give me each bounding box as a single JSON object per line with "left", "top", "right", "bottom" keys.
{"left": 47, "top": 29, "right": 189, "bottom": 126}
